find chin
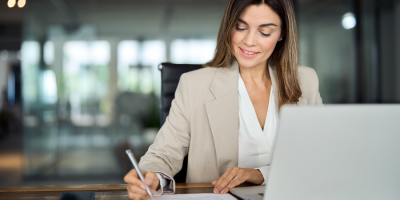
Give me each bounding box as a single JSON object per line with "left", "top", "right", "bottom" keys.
{"left": 236, "top": 58, "right": 261, "bottom": 69}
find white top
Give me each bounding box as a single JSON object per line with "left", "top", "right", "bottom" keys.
{"left": 238, "top": 74, "right": 279, "bottom": 185}
{"left": 155, "top": 74, "right": 279, "bottom": 194}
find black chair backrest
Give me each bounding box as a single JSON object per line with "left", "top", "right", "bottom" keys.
{"left": 159, "top": 62, "right": 202, "bottom": 183}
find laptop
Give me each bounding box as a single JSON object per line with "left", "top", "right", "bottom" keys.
{"left": 230, "top": 105, "right": 400, "bottom": 200}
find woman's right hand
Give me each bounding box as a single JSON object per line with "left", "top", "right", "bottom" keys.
{"left": 124, "top": 169, "right": 160, "bottom": 200}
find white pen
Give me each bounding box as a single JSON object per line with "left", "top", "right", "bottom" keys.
{"left": 126, "top": 149, "right": 155, "bottom": 200}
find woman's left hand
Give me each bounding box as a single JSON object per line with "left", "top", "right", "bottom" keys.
{"left": 212, "top": 167, "right": 264, "bottom": 194}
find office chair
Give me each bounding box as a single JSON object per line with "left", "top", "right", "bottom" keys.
{"left": 159, "top": 62, "right": 202, "bottom": 183}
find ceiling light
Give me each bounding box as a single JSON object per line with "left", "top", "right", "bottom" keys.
{"left": 18, "top": 0, "right": 26, "bottom": 8}
{"left": 7, "top": 0, "right": 16, "bottom": 8}
{"left": 342, "top": 12, "right": 356, "bottom": 29}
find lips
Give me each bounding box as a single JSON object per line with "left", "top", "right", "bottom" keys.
{"left": 239, "top": 47, "right": 259, "bottom": 58}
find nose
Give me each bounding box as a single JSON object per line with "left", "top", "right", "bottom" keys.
{"left": 243, "top": 31, "right": 257, "bottom": 47}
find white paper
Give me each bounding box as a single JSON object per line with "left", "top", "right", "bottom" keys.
{"left": 146, "top": 193, "right": 237, "bottom": 200}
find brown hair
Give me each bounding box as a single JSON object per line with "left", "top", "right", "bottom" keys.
{"left": 205, "top": 0, "right": 302, "bottom": 108}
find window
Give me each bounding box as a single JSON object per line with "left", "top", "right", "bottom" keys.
{"left": 170, "top": 39, "right": 216, "bottom": 64}
{"left": 118, "top": 40, "right": 166, "bottom": 95}
{"left": 63, "top": 41, "right": 111, "bottom": 126}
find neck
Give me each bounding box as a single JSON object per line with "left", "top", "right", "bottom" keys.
{"left": 239, "top": 62, "right": 271, "bottom": 84}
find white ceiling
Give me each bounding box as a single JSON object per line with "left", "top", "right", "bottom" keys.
{"left": 20, "top": 0, "right": 229, "bottom": 40}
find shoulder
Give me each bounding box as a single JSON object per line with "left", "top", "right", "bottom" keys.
{"left": 298, "top": 65, "right": 318, "bottom": 80}
{"left": 180, "top": 66, "right": 218, "bottom": 87}
{"left": 297, "top": 65, "right": 319, "bottom": 87}
{"left": 183, "top": 66, "right": 218, "bottom": 77}
{"left": 297, "top": 66, "right": 320, "bottom": 102}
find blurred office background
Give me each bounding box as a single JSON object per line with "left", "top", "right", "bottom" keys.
{"left": 0, "top": 0, "right": 399, "bottom": 186}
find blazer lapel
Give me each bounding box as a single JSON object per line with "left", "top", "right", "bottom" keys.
{"left": 205, "top": 61, "right": 239, "bottom": 176}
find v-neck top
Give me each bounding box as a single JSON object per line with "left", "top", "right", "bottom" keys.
{"left": 238, "top": 74, "right": 279, "bottom": 185}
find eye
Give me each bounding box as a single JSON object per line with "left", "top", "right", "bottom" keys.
{"left": 236, "top": 26, "right": 247, "bottom": 31}
{"left": 259, "top": 31, "right": 271, "bottom": 37}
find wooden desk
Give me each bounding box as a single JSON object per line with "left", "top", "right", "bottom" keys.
{"left": 0, "top": 183, "right": 240, "bottom": 200}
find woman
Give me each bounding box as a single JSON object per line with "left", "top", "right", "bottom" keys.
{"left": 124, "top": 0, "right": 322, "bottom": 199}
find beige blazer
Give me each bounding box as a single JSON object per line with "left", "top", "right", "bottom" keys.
{"left": 139, "top": 61, "right": 322, "bottom": 191}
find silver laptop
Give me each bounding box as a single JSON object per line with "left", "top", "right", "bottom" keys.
{"left": 231, "top": 105, "right": 400, "bottom": 200}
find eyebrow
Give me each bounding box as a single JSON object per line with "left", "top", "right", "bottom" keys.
{"left": 238, "top": 18, "right": 278, "bottom": 27}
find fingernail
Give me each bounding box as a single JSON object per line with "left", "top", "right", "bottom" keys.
{"left": 220, "top": 189, "right": 225, "bottom": 194}
{"left": 140, "top": 185, "right": 146, "bottom": 190}
{"left": 214, "top": 188, "right": 219, "bottom": 194}
{"left": 145, "top": 179, "right": 152, "bottom": 185}
{"left": 228, "top": 184, "right": 232, "bottom": 188}
{"left": 151, "top": 190, "right": 156, "bottom": 194}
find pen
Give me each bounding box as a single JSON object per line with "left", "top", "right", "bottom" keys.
{"left": 126, "top": 149, "right": 155, "bottom": 200}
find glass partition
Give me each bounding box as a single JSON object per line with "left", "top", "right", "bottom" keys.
{"left": 297, "top": 0, "right": 357, "bottom": 103}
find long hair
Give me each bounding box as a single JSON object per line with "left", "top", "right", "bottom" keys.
{"left": 205, "top": 0, "right": 302, "bottom": 108}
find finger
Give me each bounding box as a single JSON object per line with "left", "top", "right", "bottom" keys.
{"left": 214, "top": 167, "right": 234, "bottom": 188}
{"left": 128, "top": 184, "right": 149, "bottom": 196}
{"left": 220, "top": 186, "right": 231, "bottom": 194}
{"left": 212, "top": 180, "right": 217, "bottom": 185}
{"left": 214, "top": 169, "right": 233, "bottom": 193}
{"left": 216, "top": 167, "right": 232, "bottom": 184}
{"left": 216, "top": 167, "right": 240, "bottom": 189}
{"left": 125, "top": 175, "right": 148, "bottom": 191}
{"left": 218, "top": 168, "right": 244, "bottom": 194}
{"left": 125, "top": 170, "right": 154, "bottom": 193}
{"left": 220, "top": 170, "right": 247, "bottom": 194}
{"left": 228, "top": 171, "right": 248, "bottom": 188}
{"left": 213, "top": 168, "right": 232, "bottom": 194}
{"left": 124, "top": 169, "right": 139, "bottom": 184}
{"left": 127, "top": 185, "right": 150, "bottom": 200}
{"left": 214, "top": 167, "right": 240, "bottom": 193}
{"left": 144, "top": 171, "right": 159, "bottom": 192}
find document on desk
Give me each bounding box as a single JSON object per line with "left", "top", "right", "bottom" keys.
{"left": 146, "top": 193, "right": 236, "bottom": 200}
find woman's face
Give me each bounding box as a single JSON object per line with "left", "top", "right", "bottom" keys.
{"left": 231, "top": 4, "right": 282, "bottom": 69}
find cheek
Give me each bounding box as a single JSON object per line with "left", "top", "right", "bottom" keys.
{"left": 260, "top": 39, "right": 279, "bottom": 53}
{"left": 231, "top": 31, "right": 242, "bottom": 46}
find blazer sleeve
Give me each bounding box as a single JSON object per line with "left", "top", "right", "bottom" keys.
{"left": 139, "top": 73, "right": 190, "bottom": 193}
{"left": 312, "top": 69, "right": 323, "bottom": 105}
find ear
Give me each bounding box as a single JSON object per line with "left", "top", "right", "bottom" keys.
{"left": 279, "top": 30, "right": 285, "bottom": 41}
